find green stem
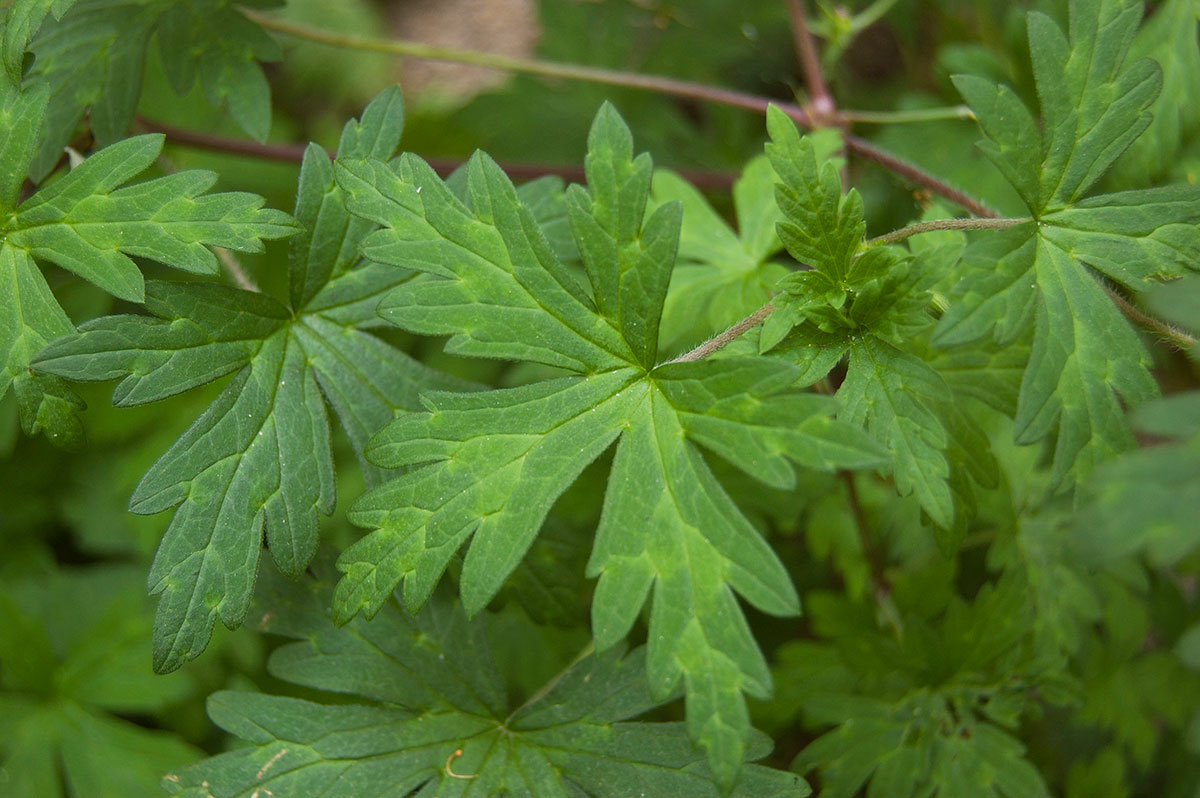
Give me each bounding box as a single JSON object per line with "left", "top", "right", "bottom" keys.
{"left": 867, "top": 216, "right": 1031, "bottom": 246}
{"left": 243, "top": 10, "right": 811, "bottom": 125}
{"left": 242, "top": 9, "right": 997, "bottom": 218}
{"left": 664, "top": 302, "right": 775, "bottom": 365}
{"left": 841, "top": 105, "right": 976, "bottom": 124}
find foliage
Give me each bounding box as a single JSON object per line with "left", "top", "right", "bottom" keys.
{"left": 2, "top": 0, "right": 1199, "bottom": 796}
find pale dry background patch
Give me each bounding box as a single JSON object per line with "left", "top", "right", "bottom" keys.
{"left": 390, "top": 0, "right": 541, "bottom": 102}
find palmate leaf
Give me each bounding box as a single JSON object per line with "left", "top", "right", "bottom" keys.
{"left": 33, "top": 87, "right": 455, "bottom": 673}
{"left": 761, "top": 108, "right": 992, "bottom": 532}
{"left": 22, "top": 0, "right": 283, "bottom": 180}
{"left": 163, "top": 562, "right": 808, "bottom": 798}
{"left": 783, "top": 579, "right": 1053, "bottom": 798}
{"left": 0, "top": 565, "right": 201, "bottom": 797}
{"left": 331, "top": 102, "right": 884, "bottom": 789}
{"left": 938, "top": 0, "right": 1200, "bottom": 485}
{"left": 0, "top": 77, "right": 294, "bottom": 449}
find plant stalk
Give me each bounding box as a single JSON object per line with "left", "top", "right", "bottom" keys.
{"left": 243, "top": 10, "right": 812, "bottom": 125}
{"left": 867, "top": 216, "right": 1031, "bottom": 246}
{"left": 664, "top": 303, "right": 775, "bottom": 364}
{"left": 785, "top": 0, "right": 834, "bottom": 121}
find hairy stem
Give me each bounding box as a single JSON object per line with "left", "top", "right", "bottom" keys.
{"left": 238, "top": 10, "right": 1194, "bottom": 352}
{"left": 843, "top": 134, "right": 999, "bottom": 218}
{"left": 840, "top": 471, "right": 890, "bottom": 602}
{"left": 1105, "top": 287, "right": 1197, "bottom": 352}
{"left": 867, "top": 216, "right": 1031, "bottom": 246}
{"left": 664, "top": 303, "right": 775, "bottom": 365}
{"left": 214, "top": 247, "right": 259, "bottom": 292}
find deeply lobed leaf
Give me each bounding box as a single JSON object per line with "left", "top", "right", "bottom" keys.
{"left": 334, "top": 102, "right": 884, "bottom": 789}
{"left": 1, "top": 76, "right": 294, "bottom": 449}
{"left": 162, "top": 562, "right": 808, "bottom": 798}
{"left": 941, "top": 0, "right": 1200, "bottom": 485}
{"left": 32, "top": 87, "right": 456, "bottom": 672}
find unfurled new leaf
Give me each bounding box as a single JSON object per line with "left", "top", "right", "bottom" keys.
{"left": 333, "top": 102, "right": 884, "bottom": 789}
{"left": 941, "top": 0, "right": 1200, "bottom": 485}
{"left": 762, "top": 107, "right": 986, "bottom": 531}
{"left": 33, "top": 87, "right": 454, "bottom": 673}
{"left": 164, "top": 563, "right": 808, "bottom": 798}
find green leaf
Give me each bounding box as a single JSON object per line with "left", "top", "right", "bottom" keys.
{"left": 942, "top": 0, "right": 1200, "bottom": 484}
{"left": 8, "top": 133, "right": 296, "bottom": 301}
{"left": 334, "top": 102, "right": 884, "bottom": 789}
{"left": 1072, "top": 392, "right": 1200, "bottom": 567}
{"left": 765, "top": 106, "right": 862, "bottom": 284}
{"left": 762, "top": 109, "right": 984, "bottom": 530}
{"left": 0, "top": 0, "right": 77, "bottom": 84}
{"left": 648, "top": 156, "right": 787, "bottom": 354}
{"left": 32, "top": 87, "right": 453, "bottom": 673}
{"left": 26, "top": 0, "right": 282, "bottom": 179}
{"left": 1107, "top": 0, "right": 1200, "bottom": 186}
{"left": 0, "top": 566, "right": 201, "bottom": 797}
{"left": 784, "top": 579, "right": 1053, "bottom": 798}
{"left": 838, "top": 338, "right": 954, "bottom": 529}
{"left": 1, "top": 77, "right": 292, "bottom": 447}
{"left": 155, "top": 0, "right": 282, "bottom": 142}
{"left": 336, "top": 154, "right": 633, "bottom": 372}
{"left": 163, "top": 564, "right": 809, "bottom": 798}
{"left": 0, "top": 246, "right": 84, "bottom": 450}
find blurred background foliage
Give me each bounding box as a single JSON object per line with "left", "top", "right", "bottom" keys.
{"left": 3, "top": 0, "right": 1200, "bottom": 795}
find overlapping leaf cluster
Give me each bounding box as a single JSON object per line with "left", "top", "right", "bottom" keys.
{"left": 164, "top": 559, "right": 808, "bottom": 798}
{"left": 938, "top": 0, "right": 1200, "bottom": 486}
{"left": 0, "top": 564, "right": 201, "bottom": 797}
{"left": 1, "top": 0, "right": 283, "bottom": 179}
{"left": 0, "top": 75, "right": 294, "bottom": 450}
{"left": 328, "top": 102, "right": 884, "bottom": 788}
{"left": 759, "top": 108, "right": 998, "bottom": 541}
{"left": 34, "top": 87, "right": 457, "bottom": 674}
{"left": 768, "top": 577, "right": 1062, "bottom": 798}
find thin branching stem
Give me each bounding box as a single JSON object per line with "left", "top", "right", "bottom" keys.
{"left": 867, "top": 216, "right": 1031, "bottom": 246}
{"left": 785, "top": 0, "right": 834, "bottom": 121}
{"left": 1105, "top": 287, "right": 1197, "bottom": 352}
{"left": 843, "top": 134, "right": 999, "bottom": 218}
{"left": 244, "top": 10, "right": 812, "bottom": 125}
{"left": 840, "top": 471, "right": 890, "bottom": 603}
{"left": 214, "top": 247, "right": 259, "bottom": 292}
{"left": 841, "top": 105, "right": 976, "bottom": 124}
{"left": 664, "top": 303, "right": 775, "bottom": 364}
{"left": 244, "top": 9, "right": 996, "bottom": 217}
